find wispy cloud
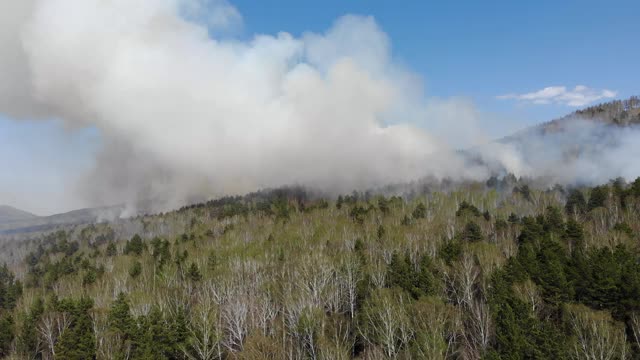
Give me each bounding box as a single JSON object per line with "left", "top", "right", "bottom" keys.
{"left": 497, "top": 85, "right": 617, "bottom": 107}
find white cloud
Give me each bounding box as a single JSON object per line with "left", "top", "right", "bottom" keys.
{"left": 497, "top": 85, "right": 617, "bottom": 107}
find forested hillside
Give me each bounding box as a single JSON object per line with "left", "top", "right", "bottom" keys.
{"left": 539, "top": 96, "right": 640, "bottom": 133}
{"left": 497, "top": 96, "right": 640, "bottom": 146}
{"left": 0, "top": 178, "right": 639, "bottom": 359}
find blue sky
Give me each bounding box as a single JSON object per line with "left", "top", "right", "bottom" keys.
{"left": 0, "top": 118, "right": 100, "bottom": 214}
{"left": 229, "top": 0, "right": 638, "bottom": 122}
{"left": 1, "top": 0, "right": 638, "bottom": 214}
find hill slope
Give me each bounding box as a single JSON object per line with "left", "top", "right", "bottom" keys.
{"left": 505, "top": 95, "right": 640, "bottom": 141}
{"left": 0, "top": 175, "right": 638, "bottom": 359}
{"left": 0, "top": 205, "right": 123, "bottom": 234}
{"left": 0, "top": 205, "right": 37, "bottom": 224}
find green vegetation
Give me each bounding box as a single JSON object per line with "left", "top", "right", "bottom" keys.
{"left": 1, "top": 178, "right": 640, "bottom": 358}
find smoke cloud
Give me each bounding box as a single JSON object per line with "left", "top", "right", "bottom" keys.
{"left": 483, "top": 119, "right": 640, "bottom": 185}
{"left": 0, "top": 0, "right": 638, "bottom": 214}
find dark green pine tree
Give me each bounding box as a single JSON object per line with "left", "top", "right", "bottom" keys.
{"left": 584, "top": 248, "right": 620, "bottom": 310}
{"left": 54, "top": 298, "right": 96, "bottom": 360}
{"left": 412, "top": 203, "right": 427, "bottom": 219}
{"left": 462, "top": 221, "right": 483, "bottom": 242}
{"left": 135, "top": 307, "right": 173, "bottom": 359}
{"left": 167, "top": 308, "right": 189, "bottom": 359}
{"left": 386, "top": 252, "right": 413, "bottom": 293}
{"left": 166, "top": 308, "right": 188, "bottom": 359}
{"left": 106, "top": 242, "right": 118, "bottom": 257}
{"left": 456, "top": 201, "right": 482, "bottom": 217}
{"left": 386, "top": 253, "right": 435, "bottom": 299}
{"left": 616, "top": 246, "right": 640, "bottom": 315}
{"left": 0, "top": 264, "right": 23, "bottom": 310}
{"left": 439, "top": 240, "right": 462, "bottom": 266}
{"left": 129, "top": 261, "right": 142, "bottom": 279}
{"left": 612, "top": 177, "right": 628, "bottom": 208}
{"left": 587, "top": 185, "right": 608, "bottom": 211}
{"left": 108, "top": 293, "right": 138, "bottom": 359}
{"left": 187, "top": 262, "right": 203, "bottom": 282}
{"left": 508, "top": 212, "right": 521, "bottom": 224}
{"left": 565, "top": 189, "right": 586, "bottom": 215}
{"left": 488, "top": 269, "right": 568, "bottom": 359}
{"left": 336, "top": 195, "right": 344, "bottom": 209}
{"left": 534, "top": 239, "right": 573, "bottom": 308}
{"left": 414, "top": 255, "right": 435, "bottom": 297}
{"left": 517, "top": 217, "right": 544, "bottom": 245}
{"left": 124, "top": 234, "right": 146, "bottom": 256}
{"left": 0, "top": 315, "right": 14, "bottom": 358}
{"left": 377, "top": 197, "right": 390, "bottom": 215}
{"left": 563, "top": 219, "right": 584, "bottom": 251}
{"left": 543, "top": 206, "right": 564, "bottom": 234}
{"left": 18, "top": 297, "right": 44, "bottom": 357}
{"left": 629, "top": 177, "right": 640, "bottom": 198}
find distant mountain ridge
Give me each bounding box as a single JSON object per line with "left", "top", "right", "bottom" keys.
{"left": 503, "top": 96, "right": 640, "bottom": 142}
{"left": 0, "top": 205, "right": 37, "bottom": 224}
{"left": 0, "top": 205, "right": 124, "bottom": 235}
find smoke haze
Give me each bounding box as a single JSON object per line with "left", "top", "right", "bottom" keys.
{"left": 0, "top": 0, "right": 638, "bottom": 215}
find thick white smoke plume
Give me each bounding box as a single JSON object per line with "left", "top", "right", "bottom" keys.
{"left": 0, "top": 0, "right": 638, "bottom": 214}
{"left": 0, "top": 0, "right": 487, "bottom": 212}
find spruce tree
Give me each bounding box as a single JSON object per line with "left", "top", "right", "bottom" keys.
{"left": 108, "top": 293, "right": 138, "bottom": 359}
{"left": 0, "top": 315, "right": 14, "bottom": 358}
{"left": 462, "top": 221, "right": 483, "bottom": 242}
{"left": 587, "top": 185, "right": 608, "bottom": 211}
{"left": 565, "top": 189, "right": 587, "bottom": 215}
{"left": 54, "top": 298, "right": 96, "bottom": 360}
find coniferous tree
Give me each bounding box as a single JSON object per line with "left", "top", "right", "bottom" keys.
{"left": 508, "top": 212, "right": 521, "bottom": 224}
{"left": 544, "top": 206, "right": 564, "bottom": 233}
{"left": 124, "top": 234, "right": 145, "bottom": 256}
{"left": 109, "top": 293, "right": 138, "bottom": 359}
{"left": 412, "top": 203, "right": 427, "bottom": 219}
{"left": 106, "top": 242, "right": 118, "bottom": 257}
{"left": 18, "top": 297, "right": 44, "bottom": 357}
{"left": 456, "top": 201, "right": 481, "bottom": 217}
{"left": 187, "top": 262, "right": 202, "bottom": 281}
{"left": 0, "top": 315, "right": 14, "bottom": 358}
{"left": 462, "top": 221, "right": 483, "bottom": 242}
{"left": 563, "top": 219, "right": 584, "bottom": 251}
{"left": 54, "top": 298, "right": 96, "bottom": 360}
{"left": 587, "top": 185, "right": 608, "bottom": 211}
{"left": 565, "top": 189, "right": 587, "bottom": 215}
{"left": 378, "top": 197, "right": 390, "bottom": 215}
{"left": 439, "top": 240, "right": 462, "bottom": 265}
{"left": 129, "top": 261, "right": 142, "bottom": 278}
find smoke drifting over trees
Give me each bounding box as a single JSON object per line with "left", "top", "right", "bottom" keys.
{"left": 0, "top": 0, "right": 639, "bottom": 214}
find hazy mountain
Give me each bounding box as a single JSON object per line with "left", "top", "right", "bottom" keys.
{"left": 503, "top": 96, "right": 640, "bottom": 142}
{"left": 0, "top": 205, "right": 37, "bottom": 224}
{"left": 0, "top": 205, "right": 123, "bottom": 235}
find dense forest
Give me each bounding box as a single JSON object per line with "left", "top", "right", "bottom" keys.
{"left": 0, "top": 177, "right": 638, "bottom": 359}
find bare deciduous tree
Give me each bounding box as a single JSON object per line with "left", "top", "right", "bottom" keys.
{"left": 568, "top": 304, "right": 628, "bottom": 360}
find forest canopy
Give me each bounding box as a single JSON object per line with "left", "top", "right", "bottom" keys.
{"left": 1, "top": 177, "right": 640, "bottom": 359}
